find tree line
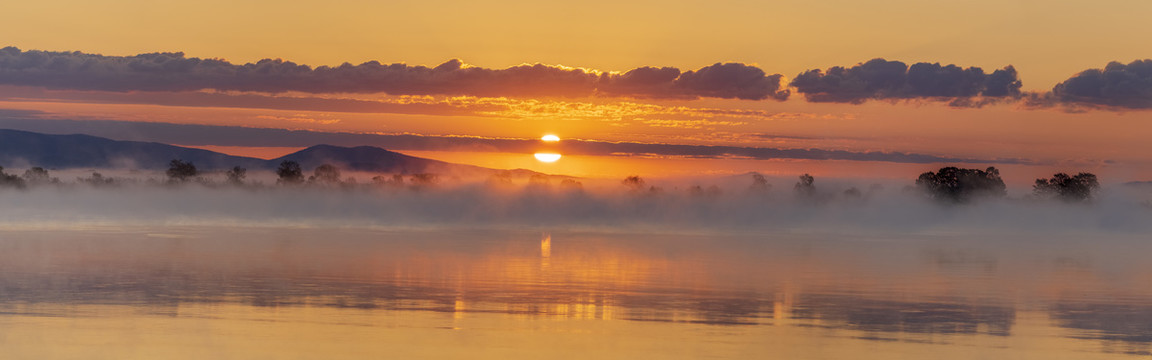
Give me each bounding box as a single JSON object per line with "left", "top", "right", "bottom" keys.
{"left": 0, "top": 160, "right": 1108, "bottom": 204}
{"left": 619, "top": 166, "right": 1102, "bottom": 204}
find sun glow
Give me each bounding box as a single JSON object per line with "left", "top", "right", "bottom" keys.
{"left": 534, "top": 153, "right": 562, "bottom": 162}
{"left": 541, "top": 135, "right": 560, "bottom": 142}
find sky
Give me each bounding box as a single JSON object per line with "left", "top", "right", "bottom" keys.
{"left": 1, "top": 0, "right": 1151, "bottom": 182}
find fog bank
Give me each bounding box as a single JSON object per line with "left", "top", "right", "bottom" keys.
{"left": 1, "top": 173, "right": 1149, "bottom": 235}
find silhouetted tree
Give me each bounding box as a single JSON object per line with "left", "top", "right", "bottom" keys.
{"left": 372, "top": 174, "right": 405, "bottom": 188}
{"left": 794, "top": 174, "right": 815, "bottom": 197}
{"left": 689, "top": 185, "right": 722, "bottom": 198}
{"left": 916, "top": 166, "right": 1006, "bottom": 203}
{"left": 559, "top": 178, "right": 583, "bottom": 191}
{"left": 749, "top": 174, "right": 771, "bottom": 193}
{"left": 78, "top": 172, "right": 114, "bottom": 187}
{"left": 843, "top": 187, "right": 863, "bottom": 199}
{"left": 21, "top": 167, "right": 55, "bottom": 185}
{"left": 528, "top": 174, "right": 550, "bottom": 186}
{"left": 225, "top": 166, "right": 247, "bottom": 185}
{"left": 276, "top": 161, "right": 304, "bottom": 185}
{"left": 525, "top": 174, "right": 552, "bottom": 192}
{"left": 0, "top": 166, "right": 26, "bottom": 189}
{"left": 408, "top": 173, "right": 439, "bottom": 189}
{"left": 166, "top": 159, "right": 198, "bottom": 183}
{"left": 622, "top": 175, "right": 646, "bottom": 191}
{"left": 309, "top": 164, "right": 341, "bottom": 185}
{"left": 1033, "top": 172, "right": 1099, "bottom": 202}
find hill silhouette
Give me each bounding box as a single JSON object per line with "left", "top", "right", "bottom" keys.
{"left": 0, "top": 129, "right": 556, "bottom": 178}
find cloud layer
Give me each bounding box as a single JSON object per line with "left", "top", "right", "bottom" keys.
{"left": 790, "top": 59, "right": 1022, "bottom": 104}
{"left": 0, "top": 47, "right": 788, "bottom": 101}
{"left": 6, "top": 46, "right": 1152, "bottom": 111}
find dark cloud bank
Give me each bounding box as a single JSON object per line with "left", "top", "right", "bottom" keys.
{"left": 0, "top": 47, "right": 788, "bottom": 101}
{"left": 3, "top": 47, "right": 1151, "bottom": 110}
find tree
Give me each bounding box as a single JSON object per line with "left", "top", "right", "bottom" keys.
{"left": 622, "top": 175, "right": 646, "bottom": 191}
{"left": 794, "top": 174, "right": 815, "bottom": 197}
{"left": 166, "top": 159, "right": 198, "bottom": 183}
{"left": 0, "top": 166, "right": 26, "bottom": 189}
{"left": 559, "top": 178, "right": 583, "bottom": 191}
{"left": 1033, "top": 172, "right": 1099, "bottom": 202}
{"left": 408, "top": 173, "right": 439, "bottom": 189}
{"left": 79, "top": 172, "right": 114, "bottom": 187}
{"left": 373, "top": 174, "right": 405, "bottom": 188}
{"left": 22, "top": 167, "right": 54, "bottom": 185}
{"left": 225, "top": 166, "right": 247, "bottom": 185}
{"left": 915, "top": 166, "right": 1006, "bottom": 203}
{"left": 309, "top": 164, "right": 341, "bottom": 185}
{"left": 689, "top": 185, "right": 722, "bottom": 198}
{"left": 749, "top": 174, "right": 771, "bottom": 193}
{"left": 276, "top": 161, "right": 304, "bottom": 185}
{"left": 843, "top": 187, "right": 863, "bottom": 199}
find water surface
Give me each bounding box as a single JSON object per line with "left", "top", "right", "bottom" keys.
{"left": 1, "top": 226, "right": 1149, "bottom": 359}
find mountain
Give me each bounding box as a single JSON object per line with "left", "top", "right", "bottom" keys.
{"left": 269, "top": 144, "right": 487, "bottom": 174}
{"left": 0, "top": 129, "right": 267, "bottom": 170}
{"left": 0, "top": 129, "right": 556, "bottom": 178}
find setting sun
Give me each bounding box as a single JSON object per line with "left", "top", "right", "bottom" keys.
{"left": 542, "top": 135, "right": 560, "bottom": 142}
{"left": 534, "top": 153, "right": 562, "bottom": 162}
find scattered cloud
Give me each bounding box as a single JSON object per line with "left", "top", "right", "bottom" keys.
{"left": 599, "top": 63, "right": 790, "bottom": 100}
{"left": 255, "top": 114, "right": 342, "bottom": 125}
{"left": 1040, "top": 59, "right": 1152, "bottom": 110}
{"left": 790, "top": 59, "right": 1022, "bottom": 106}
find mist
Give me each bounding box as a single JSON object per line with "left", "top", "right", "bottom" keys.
{"left": 1, "top": 168, "right": 1149, "bottom": 235}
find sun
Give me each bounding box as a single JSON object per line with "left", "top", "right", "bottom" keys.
{"left": 541, "top": 134, "right": 560, "bottom": 142}
{"left": 534, "top": 153, "right": 562, "bottom": 162}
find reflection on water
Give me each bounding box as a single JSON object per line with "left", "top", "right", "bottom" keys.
{"left": 1, "top": 227, "right": 1150, "bottom": 359}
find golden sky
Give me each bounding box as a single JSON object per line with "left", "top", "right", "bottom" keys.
{"left": 1, "top": 0, "right": 1151, "bottom": 180}
{"left": 6, "top": 0, "right": 1152, "bottom": 89}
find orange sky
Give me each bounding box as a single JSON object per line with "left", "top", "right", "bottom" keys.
{"left": 1, "top": 0, "right": 1151, "bottom": 180}
{"left": 5, "top": 0, "right": 1152, "bottom": 90}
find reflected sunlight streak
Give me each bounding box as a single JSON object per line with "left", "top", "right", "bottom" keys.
{"left": 533, "top": 153, "right": 562, "bottom": 162}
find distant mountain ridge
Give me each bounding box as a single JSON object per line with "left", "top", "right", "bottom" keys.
{"left": 269, "top": 144, "right": 484, "bottom": 174}
{"left": 0, "top": 129, "right": 551, "bottom": 177}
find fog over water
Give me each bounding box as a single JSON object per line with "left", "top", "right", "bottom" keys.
{"left": 1, "top": 169, "right": 1149, "bottom": 234}
{"left": 3, "top": 168, "right": 1152, "bottom": 359}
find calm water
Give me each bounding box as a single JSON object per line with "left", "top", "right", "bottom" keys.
{"left": 1, "top": 226, "right": 1150, "bottom": 359}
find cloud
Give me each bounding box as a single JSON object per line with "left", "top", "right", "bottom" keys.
{"left": 1047, "top": 59, "right": 1152, "bottom": 109}
{"left": 599, "top": 63, "right": 791, "bottom": 100}
{"left": 0, "top": 85, "right": 505, "bottom": 116}
{"left": 0, "top": 47, "right": 787, "bottom": 101}
{"left": 0, "top": 116, "right": 1026, "bottom": 165}
{"left": 790, "top": 59, "right": 1022, "bottom": 105}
